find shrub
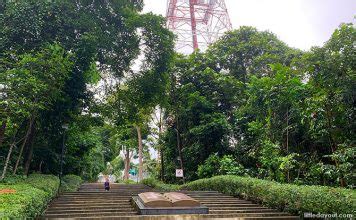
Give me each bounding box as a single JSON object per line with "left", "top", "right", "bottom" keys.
{"left": 0, "top": 184, "right": 48, "bottom": 218}
{"left": 25, "top": 174, "right": 60, "bottom": 198}
{"left": 219, "top": 155, "right": 245, "bottom": 176}
{"left": 60, "top": 175, "right": 83, "bottom": 192}
{"left": 0, "top": 175, "right": 27, "bottom": 184}
{"left": 182, "top": 175, "right": 355, "bottom": 215}
{"left": 197, "top": 153, "right": 220, "bottom": 178}
{"left": 141, "top": 178, "right": 180, "bottom": 191}
{"left": 0, "top": 174, "right": 60, "bottom": 218}
{"left": 197, "top": 154, "right": 246, "bottom": 178}
{"left": 115, "top": 179, "right": 137, "bottom": 184}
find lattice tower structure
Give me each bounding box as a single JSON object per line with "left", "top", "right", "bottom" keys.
{"left": 166, "top": 0, "right": 232, "bottom": 53}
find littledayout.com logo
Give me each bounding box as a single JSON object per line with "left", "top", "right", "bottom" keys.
{"left": 304, "top": 213, "right": 353, "bottom": 219}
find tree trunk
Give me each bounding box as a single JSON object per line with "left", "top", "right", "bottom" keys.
{"left": 38, "top": 160, "right": 43, "bottom": 173}
{"left": 286, "top": 107, "right": 290, "bottom": 183}
{"left": 176, "top": 117, "right": 185, "bottom": 183}
{"left": 286, "top": 107, "right": 289, "bottom": 153}
{"left": 124, "top": 148, "right": 130, "bottom": 180}
{"left": 13, "top": 117, "right": 34, "bottom": 174}
{"left": 1, "top": 130, "right": 18, "bottom": 181}
{"left": 160, "top": 149, "right": 164, "bottom": 181}
{"left": 158, "top": 108, "right": 164, "bottom": 181}
{"left": 1, "top": 142, "right": 15, "bottom": 181}
{"left": 24, "top": 122, "right": 36, "bottom": 176}
{"left": 136, "top": 126, "right": 143, "bottom": 181}
{"left": 0, "top": 119, "right": 7, "bottom": 147}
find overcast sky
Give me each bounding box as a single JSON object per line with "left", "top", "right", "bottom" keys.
{"left": 143, "top": 0, "right": 355, "bottom": 50}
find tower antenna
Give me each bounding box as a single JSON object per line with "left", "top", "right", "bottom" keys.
{"left": 166, "top": 0, "right": 232, "bottom": 53}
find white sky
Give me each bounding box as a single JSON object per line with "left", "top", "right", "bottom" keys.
{"left": 143, "top": 0, "right": 356, "bottom": 50}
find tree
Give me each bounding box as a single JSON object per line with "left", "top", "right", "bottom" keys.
{"left": 0, "top": 0, "right": 173, "bottom": 178}
{"left": 300, "top": 23, "right": 355, "bottom": 187}
{"left": 1, "top": 44, "right": 72, "bottom": 179}
{"left": 207, "top": 26, "right": 302, "bottom": 82}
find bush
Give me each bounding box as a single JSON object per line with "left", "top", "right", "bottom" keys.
{"left": 122, "top": 179, "right": 137, "bottom": 184}
{"left": 60, "top": 175, "right": 83, "bottom": 193}
{"left": 0, "top": 174, "right": 60, "bottom": 218}
{"left": 0, "top": 175, "right": 27, "bottom": 184}
{"left": 25, "top": 174, "right": 60, "bottom": 198}
{"left": 197, "top": 153, "right": 220, "bottom": 178}
{"left": 141, "top": 178, "right": 180, "bottom": 191}
{"left": 182, "top": 175, "right": 356, "bottom": 215}
{"left": 115, "top": 179, "right": 137, "bottom": 184}
{"left": 197, "top": 154, "right": 246, "bottom": 178}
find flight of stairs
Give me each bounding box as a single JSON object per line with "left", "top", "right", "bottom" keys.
{"left": 43, "top": 183, "right": 300, "bottom": 219}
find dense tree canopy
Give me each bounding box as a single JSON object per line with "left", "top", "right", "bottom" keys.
{"left": 0, "top": 0, "right": 173, "bottom": 181}
{"left": 0, "top": 0, "right": 354, "bottom": 189}
{"left": 161, "top": 24, "right": 355, "bottom": 187}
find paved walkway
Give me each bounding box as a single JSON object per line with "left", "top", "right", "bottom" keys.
{"left": 43, "top": 183, "right": 299, "bottom": 219}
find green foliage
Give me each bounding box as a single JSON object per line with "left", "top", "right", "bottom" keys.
{"left": 117, "top": 179, "right": 137, "bottom": 184}
{"left": 0, "top": 174, "right": 59, "bottom": 218}
{"left": 207, "top": 26, "right": 302, "bottom": 81}
{"left": 197, "top": 153, "right": 220, "bottom": 178}
{"left": 0, "top": 0, "right": 174, "bottom": 181}
{"left": 24, "top": 174, "right": 59, "bottom": 198}
{"left": 59, "top": 175, "right": 83, "bottom": 193}
{"left": 197, "top": 154, "right": 245, "bottom": 178}
{"left": 0, "top": 175, "right": 26, "bottom": 184}
{"left": 219, "top": 155, "right": 245, "bottom": 176}
{"left": 1, "top": 43, "right": 72, "bottom": 120}
{"left": 183, "top": 175, "right": 355, "bottom": 215}
{"left": 141, "top": 178, "right": 180, "bottom": 191}
{"left": 161, "top": 23, "right": 355, "bottom": 188}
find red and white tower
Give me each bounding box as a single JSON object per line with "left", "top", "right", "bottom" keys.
{"left": 166, "top": 0, "right": 232, "bottom": 53}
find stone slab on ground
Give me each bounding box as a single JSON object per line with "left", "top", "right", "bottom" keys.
{"left": 132, "top": 196, "right": 209, "bottom": 215}
{"left": 163, "top": 192, "right": 201, "bottom": 207}
{"left": 138, "top": 192, "right": 172, "bottom": 207}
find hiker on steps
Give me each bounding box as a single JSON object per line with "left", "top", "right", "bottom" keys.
{"left": 104, "top": 177, "right": 110, "bottom": 191}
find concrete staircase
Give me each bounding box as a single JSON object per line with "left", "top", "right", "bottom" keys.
{"left": 43, "top": 183, "right": 300, "bottom": 219}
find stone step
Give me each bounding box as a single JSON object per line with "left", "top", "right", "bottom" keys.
{"left": 44, "top": 211, "right": 138, "bottom": 218}
{"left": 204, "top": 215, "right": 299, "bottom": 220}
{"left": 186, "top": 195, "right": 234, "bottom": 198}
{"left": 45, "top": 208, "right": 136, "bottom": 214}
{"left": 53, "top": 198, "right": 131, "bottom": 201}
{"left": 79, "top": 186, "right": 148, "bottom": 188}
{"left": 208, "top": 212, "right": 293, "bottom": 217}
{"left": 201, "top": 202, "right": 260, "bottom": 205}
{"left": 57, "top": 196, "right": 134, "bottom": 200}
{"left": 43, "top": 183, "right": 298, "bottom": 219}
{"left": 207, "top": 206, "right": 271, "bottom": 210}
{"left": 201, "top": 201, "right": 254, "bottom": 205}
{"left": 46, "top": 205, "right": 134, "bottom": 211}
{"left": 75, "top": 191, "right": 147, "bottom": 192}
{"left": 60, "top": 193, "right": 147, "bottom": 196}
{"left": 50, "top": 202, "right": 132, "bottom": 207}
{"left": 69, "top": 215, "right": 300, "bottom": 220}
{"left": 75, "top": 191, "right": 147, "bottom": 193}
{"left": 200, "top": 199, "right": 255, "bottom": 203}
{"left": 78, "top": 186, "right": 149, "bottom": 188}
{"left": 200, "top": 203, "right": 260, "bottom": 207}
{"left": 52, "top": 200, "right": 131, "bottom": 205}
{"left": 200, "top": 199, "right": 248, "bottom": 202}
{"left": 77, "top": 189, "right": 149, "bottom": 191}
{"left": 196, "top": 198, "right": 244, "bottom": 200}
{"left": 209, "top": 209, "right": 277, "bottom": 214}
